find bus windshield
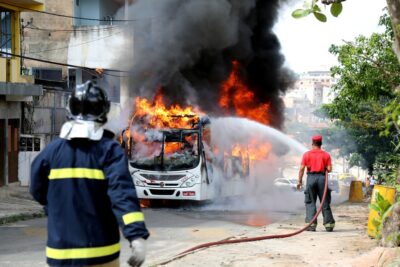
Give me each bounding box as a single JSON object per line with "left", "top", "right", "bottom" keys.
{"left": 130, "top": 130, "right": 200, "bottom": 171}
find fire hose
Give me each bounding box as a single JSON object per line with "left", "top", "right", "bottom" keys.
{"left": 165, "top": 172, "right": 329, "bottom": 263}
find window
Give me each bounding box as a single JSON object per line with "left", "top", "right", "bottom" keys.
{"left": 73, "top": 0, "right": 122, "bottom": 26}
{"left": 32, "top": 68, "right": 63, "bottom": 81}
{"left": 0, "top": 9, "right": 12, "bottom": 57}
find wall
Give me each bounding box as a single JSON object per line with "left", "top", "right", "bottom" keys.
{"left": 0, "top": 58, "right": 6, "bottom": 81}
{"left": 0, "top": 100, "right": 21, "bottom": 120}
{"left": 24, "top": 89, "right": 69, "bottom": 139}
{"left": 21, "top": 0, "right": 73, "bottom": 77}
{"left": 67, "top": 25, "right": 126, "bottom": 69}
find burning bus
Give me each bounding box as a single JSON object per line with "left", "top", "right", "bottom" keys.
{"left": 120, "top": 95, "right": 251, "bottom": 201}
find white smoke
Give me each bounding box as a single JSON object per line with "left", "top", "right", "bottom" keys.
{"left": 200, "top": 117, "right": 308, "bottom": 213}
{"left": 210, "top": 117, "right": 307, "bottom": 155}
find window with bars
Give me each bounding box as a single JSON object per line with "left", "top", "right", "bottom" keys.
{"left": 0, "top": 9, "right": 12, "bottom": 58}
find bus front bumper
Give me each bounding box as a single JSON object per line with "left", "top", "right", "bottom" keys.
{"left": 135, "top": 184, "right": 203, "bottom": 201}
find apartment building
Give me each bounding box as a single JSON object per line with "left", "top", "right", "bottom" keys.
{"left": 21, "top": 0, "right": 132, "bottom": 133}
{"left": 0, "top": 1, "right": 129, "bottom": 186}
{"left": 0, "top": 0, "right": 44, "bottom": 186}
{"left": 284, "top": 70, "right": 337, "bottom": 126}
{"left": 293, "top": 70, "right": 337, "bottom": 106}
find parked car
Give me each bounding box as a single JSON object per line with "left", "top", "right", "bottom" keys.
{"left": 339, "top": 173, "right": 356, "bottom": 186}
{"left": 328, "top": 173, "right": 340, "bottom": 193}
{"left": 273, "top": 178, "right": 299, "bottom": 192}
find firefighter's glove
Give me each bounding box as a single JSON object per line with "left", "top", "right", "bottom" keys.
{"left": 128, "top": 238, "right": 146, "bottom": 267}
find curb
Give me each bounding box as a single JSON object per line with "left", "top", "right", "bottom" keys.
{"left": 0, "top": 211, "right": 45, "bottom": 225}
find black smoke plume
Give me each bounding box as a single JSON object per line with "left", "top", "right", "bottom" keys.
{"left": 114, "top": 0, "right": 294, "bottom": 129}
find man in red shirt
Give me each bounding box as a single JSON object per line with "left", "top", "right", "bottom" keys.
{"left": 297, "top": 135, "right": 335, "bottom": 232}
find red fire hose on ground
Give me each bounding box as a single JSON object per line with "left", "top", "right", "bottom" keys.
{"left": 163, "top": 172, "right": 329, "bottom": 264}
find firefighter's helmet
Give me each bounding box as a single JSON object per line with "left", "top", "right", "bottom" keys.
{"left": 67, "top": 81, "right": 110, "bottom": 123}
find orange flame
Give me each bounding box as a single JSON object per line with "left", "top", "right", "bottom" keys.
{"left": 219, "top": 61, "right": 272, "bottom": 160}
{"left": 231, "top": 141, "right": 271, "bottom": 161}
{"left": 122, "top": 60, "right": 274, "bottom": 163}
{"left": 121, "top": 91, "right": 203, "bottom": 156}
{"left": 219, "top": 60, "right": 270, "bottom": 125}
{"left": 132, "top": 92, "right": 201, "bottom": 130}
{"left": 164, "top": 142, "right": 181, "bottom": 154}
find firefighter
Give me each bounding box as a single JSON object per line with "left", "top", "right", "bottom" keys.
{"left": 297, "top": 135, "right": 335, "bottom": 232}
{"left": 30, "top": 81, "right": 149, "bottom": 267}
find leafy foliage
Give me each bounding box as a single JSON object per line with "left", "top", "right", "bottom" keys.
{"left": 317, "top": 13, "right": 400, "bottom": 178}
{"left": 292, "top": 0, "right": 344, "bottom": 22}
{"left": 383, "top": 91, "right": 400, "bottom": 147}
{"left": 373, "top": 153, "right": 400, "bottom": 186}
{"left": 396, "top": 185, "right": 400, "bottom": 202}
{"left": 292, "top": 0, "right": 400, "bottom": 245}
{"left": 330, "top": 2, "right": 343, "bottom": 17}
{"left": 369, "top": 192, "right": 395, "bottom": 239}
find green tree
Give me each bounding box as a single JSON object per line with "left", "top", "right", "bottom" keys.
{"left": 319, "top": 13, "right": 400, "bottom": 178}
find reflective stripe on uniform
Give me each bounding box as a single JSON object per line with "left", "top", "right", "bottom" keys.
{"left": 122, "top": 212, "right": 145, "bottom": 225}
{"left": 46, "top": 243, "right": 120, "bottom": 260}
{"left": 48, "top": 168, "right": 105, "bottom": 180}
{"left": 324, "top": 223, "right": 335, "bottom": 228}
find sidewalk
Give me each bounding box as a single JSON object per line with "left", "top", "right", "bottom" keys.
{"left": 157, "top": 201, "right": 400, "bottom": 267}
{"left": 0, "top": 184, "right": 399, "bottom": 266}
{"left": 0, "top": 183, "right": 44, "bottom": 225}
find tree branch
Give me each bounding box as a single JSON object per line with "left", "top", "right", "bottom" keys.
{"left": 342, "top": 40, "right": 399, "bottom": 89}
{"left": 321, "top": 0, "right": 347, "bottom": 4}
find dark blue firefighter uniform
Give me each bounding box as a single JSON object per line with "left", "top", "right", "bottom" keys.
{"left": 30, "top": 130, "right": 149, "bottom": 266}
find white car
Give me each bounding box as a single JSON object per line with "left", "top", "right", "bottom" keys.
{"left": 273, "top": 178, "right": 299, "bottom": 192}
{"left": 328, "top": 173, "right": 340, "bottom": 193}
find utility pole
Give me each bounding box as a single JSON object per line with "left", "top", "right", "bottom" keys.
{"left": 125, "top": 0, "right": 128, "bottom": 22}
{"left": 4, "top": 112, "right": 8, "bottom": 186}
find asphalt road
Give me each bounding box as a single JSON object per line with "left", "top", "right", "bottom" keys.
{"left": 0, "top": 201, "right": 293, "bottom": 267}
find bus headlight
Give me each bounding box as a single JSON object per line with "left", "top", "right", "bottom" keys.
{"left": 181, "top": 176, "right": 196, "bottom": 188}
{"left": 134, "top": 179, "right": 145, "bottom": 187}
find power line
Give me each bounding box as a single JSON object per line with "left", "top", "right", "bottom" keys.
{"left": 3, "top": 2, "right": 139, "bottom": 22}
{"left": 23, "top": 25, "right": 120, "bottom": 33}
{"left": 26, "top": 31, "right": 123, "bottom": 54}
{"left": 0, "top": 51, "right": 129, "bottom": 78}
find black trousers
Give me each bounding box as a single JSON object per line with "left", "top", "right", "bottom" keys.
{"left": 304, "top": 173, "right": 335, "bottom": 227}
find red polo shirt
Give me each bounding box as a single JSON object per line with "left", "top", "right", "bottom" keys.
{"left": 301, "top": 148, "right": 331, "bottom": 173}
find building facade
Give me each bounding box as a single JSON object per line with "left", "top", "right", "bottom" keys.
{"left": 0, "top": 0, "right": 141, "bottom": 186}
{"left": 22, "top": 0, "right": 132, "bottom": 133}
{"left": 0, "top": 0, "right": 44, "bottom": 186}
{"left": 283, "top": 70, "right": 338, "bottom": 127}
{"left": 293, "top": 70, "right": 337, "bottom": 106}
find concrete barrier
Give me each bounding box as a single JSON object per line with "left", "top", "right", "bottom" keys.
{"left": 349, "top": 181, "right": 364, "bottom": 202}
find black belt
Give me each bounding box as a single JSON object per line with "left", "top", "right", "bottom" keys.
{"left": 307, "top": 172, "right": 325, "bottom": 175}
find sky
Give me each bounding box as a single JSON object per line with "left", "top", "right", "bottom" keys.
{"left": 274, "top": 0, "right": 388, "bottom": 73}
